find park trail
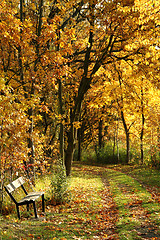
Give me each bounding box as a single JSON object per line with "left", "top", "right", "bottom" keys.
{"left": 101, "top": 168, "right": 160, "bottom": 240}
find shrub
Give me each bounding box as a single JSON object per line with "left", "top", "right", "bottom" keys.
{"left": 50, "top": 159, "right": 70, "bottom": 205}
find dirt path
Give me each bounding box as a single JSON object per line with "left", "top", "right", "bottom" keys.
{"left": 96, "top": 178, "right": 119, "bottom": 239}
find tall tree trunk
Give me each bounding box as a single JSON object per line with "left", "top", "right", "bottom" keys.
{"left": 59, "top": 122, "right": 64, "bottom": 162}
{"left": 0, "top": 163, "right": 2, "bottom": 214}
{"left": 18, "top": 0, "right": 24, "bottom": 82}
{"left": 158, "top": 126, "right": 160, "bottom": 158}
{"left": 150, "top": 128, "right": 156, "bottom": 166}
{"left": 121, "top": 110, "right": 130, "bottom": 164}
{"left": 19, "top": 0, "right": 35, "bottom": 178}
{"left": 116, "top": 66, "right": 130, "bottom": 164}
{"left": 28, "top": 106, "right": 35, "bottom": 179}
{"left": 116, "top": 118, "right": 120, "bottom": 163}
{"left": 98, "top": 119, "right": 103, "bottom": 150}
{"left": 28, "top": 0, "right": 43, "bottom": 180}
{"left": 58, "top": 77, "right": 64, "bottom": 163}
{"left": 64, "top": 3, "right": 95, "bottom": 175}
{"left": 65, "top": 124, "right": 76, "bottom": 176}
{"left": 0, "top": 120, "right": 3, "bottom": 214}
{"left": 77, "top": 127, "right": 82, "bottom": 162}
{"left": 126, "top": 132, "right": 130, "bottom": 164}
{"left": 19, "top": 0, "right": 35, "bottom": 177}
{"left": 140, "top": 78, "right": 145, "bottom": 164}
{"left": 54, "top": 9, "right": 65, "bottom": 164}
{"left": 77, "top": 119, "right": 85, "bottom": 162}
{"left": 113, "top": 131, "right": 116, "bottom": 163}
{"left": 140, "top": 113, "right": 145, "bottom": 164}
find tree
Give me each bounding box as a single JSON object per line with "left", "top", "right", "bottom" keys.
{"left": 0, "top": 78, "right": 29, "bottom": 211}
{"left": 0, "top": 0, "right": 58, "bottom": 177}
{"left": 48, "top": 0, "right": 159, "bottom": 174}
{"left": 1, "top": 0, "right": 159, "bottom": 177}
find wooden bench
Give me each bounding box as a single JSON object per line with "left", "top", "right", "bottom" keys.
{"left": 4, "top": 176, "right": 45, "bottom": 219}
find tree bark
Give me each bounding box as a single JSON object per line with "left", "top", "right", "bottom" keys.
{"left": 65, "top": 124, "right": 75, "bottom": 176}
{"left": 121, "top": 110, "right": 130, "bottom": 164}
{"left": 28, "top": 107, "right": 35, "bottom": 178}
{"left": 116, "top": 118, "right": 120, "bottom": 163}
{"left": 77, "top": 127, "right": 82, "bottom": 162}
{"left": 113, "top": 131, "right": 116, "bottom": 162}
{"left": 58, "top": 77, "right": 64, "bottom": 162}
{"left": 140, "top": 79, "right": 145, "bottom": 164}
{"left": 64, "top": 28, "right": 94, "bottom": 175}
{"left": 0, "top": 120, "right": 3, "bottom": 214}
{"left": 116, "top": 65, "right": 130, "bottom": 164}
{"left": 98, "top": 119, "right": 103, "bottom": 150}
{"left": 158, "top": 126, "right": 160, "bottom": 158}
{"left": 27, "top": 0, "right": 43, "bottom": 180}
{"left": 140, "top": 113, "right": 145, "bottom": 164}
{"left": 19, "top": 0, "right": 36, "bottom": 178}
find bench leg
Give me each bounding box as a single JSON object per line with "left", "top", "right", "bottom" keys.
{"left": 42, "top": 194, "right": 45, "bottom": 212}
{"left": 33, "top": 201, "right": 38, "bottom": 218}
{"left": 16, "top": 205, "right": 20, "bottom": 219}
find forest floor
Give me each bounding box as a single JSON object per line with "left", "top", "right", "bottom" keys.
{"left": 0, "top": 164, "right": 160, "bottom": 240}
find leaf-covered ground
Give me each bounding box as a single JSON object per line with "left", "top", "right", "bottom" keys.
{"left": 0, "top": 164, "right": 160, "bottom": 239}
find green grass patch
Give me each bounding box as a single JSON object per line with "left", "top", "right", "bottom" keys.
{"left": 104, "top": 167, "right": 160, "bottom": 240}
{"left": 1, "top": 164, "right": 160, "bottom": 239}
{"left": 0, "top": 168, "right": 111, "bottom": 239}
{"left": 112, "top": 164, "right": 160, "bottom": 190}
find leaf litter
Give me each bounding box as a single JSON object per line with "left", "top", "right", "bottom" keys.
{"left": 1, "top": 164, "right": 160, "bottom": 239}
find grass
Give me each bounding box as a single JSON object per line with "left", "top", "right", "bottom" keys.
{"left": 0, "top": 163, "right": 160, "bottom": 239}
{"left": 112, "top": 164, "right": 160, "bottom": 190}
{"left": 103, "top": 166, "right": 160, "bottom": 240}
{"left": 1, "top": 167, "right": 115, "bottom": 239}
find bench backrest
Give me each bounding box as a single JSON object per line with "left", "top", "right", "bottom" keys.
{"left": 4, "top": 177, "right": 27, "bottom": 204}
{"left": 5, "top": 177, "right": 26, "bottom": 193}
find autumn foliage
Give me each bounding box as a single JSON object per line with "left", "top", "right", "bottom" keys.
{"left": 0, "top": 0, "right": 159, "bottom": 184}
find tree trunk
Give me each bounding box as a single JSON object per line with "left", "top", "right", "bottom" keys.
{"left": 18, "top": 0, "right": 24, "bottom": 82}
{"left": 158, "top": 126, "right": 160, "bottom": 158}
{"left": 0, "top": 120, "right": 3, "bottom": 214}
{"left": 98, "top": 119, "right": 103, "bottom": 150}
{"left": 140, "top": 78, "right": 145, "bottom": 164}
{"left": 59, "top": 123, "right": 64, "bottom": 162}
{"left": 140, "top": 113, "right": 145, "bottom": 164}
{"left": 65, "top": 125, "right": 75, "bottom": 176}
{"left": 116, "top": 66, "right": 130, "bottom": 164}
{"left": 28, "top": 107, "right": 35, "bottom": 180}
{"left": 58, "top": 77, "right": 64, "bottom": 162}
{"left": 150, "top": 128, "right": 156, "bottom": 166}
{"left": 126, "top": 132, "right": 130, "bottom": 164}
{"left": 121, "top": 110, "right": 130, "bottom": 164}
{"left": 116, "top": 118, "right": 120, "bottom": 163}
{"left": 77, "top": 127, "right": 82, "bottom": 161}
{"left": 27, "top": 0, "right": 44, "bottom": 181}
{"left": 19, "top": 0, "right": 36, "bottom": 178}
{"left": 113, "top": 130, "right": 116, "bottom": 162}
{"left": 18, "top": 0, "right": 35, "bottom": 180}
{"left": 54, "top": 9, "right": 65, "bottom": 164}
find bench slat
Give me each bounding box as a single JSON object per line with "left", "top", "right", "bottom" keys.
{"left": 5, "top": 177, "right": 26, "bottom": 193}
{"left": 18, "top": 192, "right": 44, "bottom": 203}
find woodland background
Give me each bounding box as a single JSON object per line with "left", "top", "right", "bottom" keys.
{"left": 0, "top": 0, "right": 160, "bottom": 210}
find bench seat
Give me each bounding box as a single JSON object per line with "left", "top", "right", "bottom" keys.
{"left": 18, "top": 192, "right": 45, "bottom": 204}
